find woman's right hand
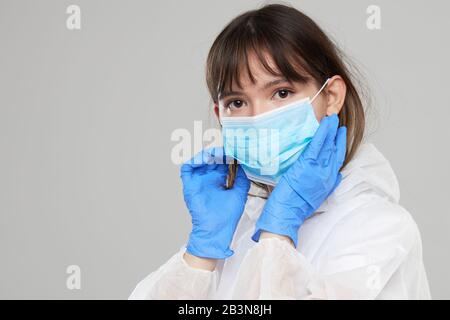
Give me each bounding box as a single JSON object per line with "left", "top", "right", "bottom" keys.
{"left": 181, "top": 147, "right": 250, "bottom": 260}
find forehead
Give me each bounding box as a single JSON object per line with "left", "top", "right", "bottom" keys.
{"left": 234, "top": 50, "right": 281, "bottom": 89}
{"left": 216, "top": 45, "right": 311, "bottom": 101}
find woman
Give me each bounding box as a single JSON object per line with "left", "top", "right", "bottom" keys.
{"left": 129, "top": 4, "right": 430, "bottom": 299}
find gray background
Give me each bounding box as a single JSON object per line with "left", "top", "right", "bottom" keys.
{"left": 0, "top": 0, "right": 449, "bottom": 299}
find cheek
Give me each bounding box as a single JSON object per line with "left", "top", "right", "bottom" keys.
{"left": 311, "top": 96, "right": 328, "bottom": 122}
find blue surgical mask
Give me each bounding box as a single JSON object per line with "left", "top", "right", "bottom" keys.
{"left": 221, "top": 79, "right": 330, "bottom": 186}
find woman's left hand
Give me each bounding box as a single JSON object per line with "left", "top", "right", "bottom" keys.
{"left": 252, "top": 114, "right": 347, "bottom": 247}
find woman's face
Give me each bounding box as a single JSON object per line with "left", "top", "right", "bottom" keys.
{"left": 215, "top": 51, "right": 346, "bottom": 121}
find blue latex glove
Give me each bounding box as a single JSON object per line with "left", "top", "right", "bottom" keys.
{"left": 252, "top": 114, "right": 347, "bottom": 247}
{"left": 181, "top": 147, "right": 251, "bottom": 259}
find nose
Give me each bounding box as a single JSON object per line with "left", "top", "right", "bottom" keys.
{"left": 251, "top": 100, "right": 276, "bottom": 116}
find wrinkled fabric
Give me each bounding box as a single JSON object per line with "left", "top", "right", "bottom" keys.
{"left": 129, "top": 143, "right": 431, "bottom": 300}
{"left": 128, "top": 249, "right": 219, "bottom": 299}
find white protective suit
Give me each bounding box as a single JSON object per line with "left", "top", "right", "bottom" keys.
{"left": 129, "top": 143, "right": 431, "bottom": 300}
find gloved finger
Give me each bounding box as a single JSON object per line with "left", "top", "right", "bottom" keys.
{"left": 204, "top": 147, "right": 228, "bottom": 166}
{"left": 203, "top": 147, "right": 229, "bottom": 174}
{"left": 214, "top": 163, "right": 229, "bottom": 174}
{"left": 233, "top": 165, "right": 251, "bottom": 191}
{"left": 180, "top": 151, "right": 208, "bottom": 180}
{"left": 321, "top": 144, "right": 336, "bottom": 168}
{"left": 335, "top": 126, "right": 347, "bottom": 168}
{"left": 181, "top": 147, "right": 227, "bottom": 176}
{"left": 210, "top": 165, "right": 230, "bottom": 186}
{"left": 303, "top": 114, "right": 332, "bottom": 160}
{"left": 321, "top": 114, "right": 339, "bottom": 156}
{"left": 318, "top": 115, "right": 339, "bottom": 166}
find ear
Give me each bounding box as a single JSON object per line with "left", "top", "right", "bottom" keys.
{"left": 324, "top": 75, "right": 346, "bottom": 116}
{"left": 214, "top": 103, "right": 220, "bottom": 122}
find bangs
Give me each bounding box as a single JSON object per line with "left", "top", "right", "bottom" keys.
{"left": 206, "top": 3, "right": 366, "bottom": 174}
{"left": 207, "top": 21, "right": 313, "bottom": 102}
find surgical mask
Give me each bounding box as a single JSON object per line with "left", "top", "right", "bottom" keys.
{"left": 221, "top": 79, "right": 330, "bottom": 186}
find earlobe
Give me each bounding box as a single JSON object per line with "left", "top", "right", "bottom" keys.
{"left": 214, "top": 103, "right": 225, "bottom": 127}
{"left": 214, "top": 103, "right": 219, "bottom": 116}
{"left": 214, "top": 103, "right": 220, "bottom": 121}
{"left": 326, "top": 105, "right": 340, "bottom": 116}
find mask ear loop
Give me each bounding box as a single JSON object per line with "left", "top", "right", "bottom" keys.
{"left": 217, "top": 101, "right": 227, "bottom": 126}
{"left": 310, "top": 78, "right": 331, "bottom": 103}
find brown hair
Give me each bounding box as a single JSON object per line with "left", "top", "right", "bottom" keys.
{"left": 205, "top": 3, "right": 366, "bottom": 190}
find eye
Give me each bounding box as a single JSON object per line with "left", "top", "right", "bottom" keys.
{"left": 226, "top": 99, "right": 245, "bottom": 110}
{"left": 274, "top": 89, "right": 294, "bottom": 100}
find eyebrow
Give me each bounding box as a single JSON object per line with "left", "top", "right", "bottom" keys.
{"left": 219, "top": 78, "right": 291, "bottom": 100}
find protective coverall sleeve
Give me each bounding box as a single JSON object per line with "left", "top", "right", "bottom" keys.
{"left": 232, "top": 201, "right": 423, "bottom": 299}
{"left": 128, "top": 246, "right": 218, "bottom": 300}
